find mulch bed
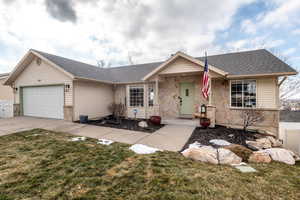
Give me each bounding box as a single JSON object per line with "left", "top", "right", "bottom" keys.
{"left": 181, "top": 125, "right": 264, "bottom": 151}
{"left": 80, "top": 116, "right": 164, "bottom": 133}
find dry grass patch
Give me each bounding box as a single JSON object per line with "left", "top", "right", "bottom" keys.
{"left": 0, "top": 129, "right": 299, "bottom": 200}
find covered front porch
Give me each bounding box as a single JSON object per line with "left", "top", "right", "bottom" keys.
{"left": 154, "top": 73, "right": 218, "bottom": 127}
{"left": 120, "top": 51, "right": 228, "bottom": 127}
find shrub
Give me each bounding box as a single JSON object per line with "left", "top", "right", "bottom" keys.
{"left": 108, "top": 103, "right": 126, "bottom": 118}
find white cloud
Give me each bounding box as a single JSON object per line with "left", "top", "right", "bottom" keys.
{"left": 241, "top": 19, "right": 257, "bottom": 34}
{"left": 226, "top": 36, "right": 284, "bottom": 51}
{"left": 260, "top": 0, "right": 300, "bottom": 28}
{"left": 0, "top": 0, "right": 255, "bottom": 73}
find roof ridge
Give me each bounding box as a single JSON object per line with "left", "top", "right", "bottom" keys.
{"left": 31, "top": 49, "right": 103, "bottom": 70}
{"left": 31, "top": 48, "right": 267, "bottom": 70}
{"left": 197, "top": 49, "right": 266, "bottom": 59}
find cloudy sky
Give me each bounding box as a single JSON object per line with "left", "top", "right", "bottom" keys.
{"left": 0, "top": 0, "right": 300, "bottom": 73}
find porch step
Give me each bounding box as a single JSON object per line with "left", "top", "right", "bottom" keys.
{"left": 162, "top": 118, "right": 199, "bottom": 127}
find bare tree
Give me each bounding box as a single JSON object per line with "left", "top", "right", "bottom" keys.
{"left": 128, "top": 52, "right": 134, "bottom": 65}
{"left": 97, "top": 59, "right": 111, "bottom": 68}
{"left": 240, "top": 108, "right": 264, "bottom": 131}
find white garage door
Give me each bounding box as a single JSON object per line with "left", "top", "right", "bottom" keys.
{"left": 23, "top": 86, "right": 64, "bottom": 119}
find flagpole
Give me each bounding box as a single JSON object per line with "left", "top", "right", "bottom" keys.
{"left": 207, "top": 51, "right": 212, "bottom": 106}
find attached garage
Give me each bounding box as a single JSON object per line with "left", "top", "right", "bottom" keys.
{"left": 22, "top": 86, "right": 64, "bottom": 119}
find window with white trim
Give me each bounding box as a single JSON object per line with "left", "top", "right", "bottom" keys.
{"left": 231, "top": 80, "right": 256, "bottom": 108}
{"left": 148, "top": 84, "right": 155, "bottom": 107}
{"left": 129, "top": 85, "right": 144, "bottom": 107}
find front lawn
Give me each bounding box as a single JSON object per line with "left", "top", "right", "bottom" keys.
{"left": 0, "top": 129, "right": 299, "bottom": 199}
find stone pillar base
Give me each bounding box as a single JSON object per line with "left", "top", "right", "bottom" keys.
{"left": 64, "top": 106, "right": 73, "bottom": 121}
{"left": 207, "top": 105, "right": 216, "bottom": 128}
{"left": 13, "top": 104, "right": 20, "bottom": 117}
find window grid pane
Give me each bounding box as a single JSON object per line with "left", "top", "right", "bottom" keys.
{"left": 231, "top": 80, "right": 256, "bottom": 108}
{"left": 129, "top": 86, "right": 144, "bottom": 107}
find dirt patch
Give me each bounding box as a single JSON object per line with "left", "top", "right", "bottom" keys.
{"left": 79, "top": 116, "right": 164, "bottom": 133}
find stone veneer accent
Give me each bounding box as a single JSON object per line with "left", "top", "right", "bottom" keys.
{"left": 13, "top": 104, "right": 20, "bottom": 117}
{"left": 64, "top": 106, "right": 73, "bottom": 121}
{"left": 211, "top": 79, "right": 279, "bottom": 135}
{"left": 158, "top": 75, "right": 208, "bottom": 118}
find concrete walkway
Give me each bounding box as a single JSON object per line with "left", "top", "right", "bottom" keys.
{"left": 0, "top": 117, "right": 195, "bottom": 151}
{"left": 137, "top": 125, "right": 195, "bottom": 151}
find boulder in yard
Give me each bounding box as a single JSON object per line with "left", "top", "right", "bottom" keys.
{"left": 188, "top": 141, "right": 202, "bottom": 149}
{"left": 262, "top": 148, "right": 295, "bottom": 165}
{"left": 287, "top": 150, "right": 300, "bottom": 161}
{"left": 248, "top": 151, "right": 272, "bottom": 163}
{"left": 182, "top": 146, "right": 218, "bottom": 165}
{"left": 182, "top": 146, "right": 242, "bottom": 165}
{"left": 218, "top": 148, "right": 242, "bottom": 165}
{"left": 246, "top": 138, "right": 272, "bottom": 150}
{"left": 209, "top": 139, "right": 231, "bottom": 146}
{"left": 266, "top": 136, "right": 282, "bottom": 148}
{"left": 224, "top": 144, "right": 253, "bottom": 162}
{"left": 138, "top": 121, "right": 148, "bottom": 128}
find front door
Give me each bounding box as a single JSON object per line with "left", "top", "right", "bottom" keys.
{"left": 180, "top": 82, "right": 195, "bottom": 115}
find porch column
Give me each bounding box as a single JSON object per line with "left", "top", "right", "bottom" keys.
{"left": 155, "top": 76, "right": 159, "bottom": 104}
{"left": 208, "top": 78, "right": 212, "bottom": 106}
{"left": 155, "top": 76, "right": 159, "bottom": 115}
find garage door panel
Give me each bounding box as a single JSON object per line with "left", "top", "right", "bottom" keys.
{"left": 23, "top": 86, "right": 64, "bottom": 119}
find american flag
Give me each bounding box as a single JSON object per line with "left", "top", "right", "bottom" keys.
{"left": 202, "top": 52, "right": 210, "bottom": 99}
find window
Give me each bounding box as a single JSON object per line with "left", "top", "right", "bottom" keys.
{"left": 148, "top": 84, "right": 155, "bottom": 106}
{"left": 129, "top": 85, "right": 144, "bottom": 107}
{"left": 231, "top": 80, "right": 256, "bottom": 108}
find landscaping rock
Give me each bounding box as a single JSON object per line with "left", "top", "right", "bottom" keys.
{"left": 246, "top": 138, "right": 272, "bottom": 150}
{"left": 218, "top": 148, "right": 242, "bottom": 165}
{"left": 188, "top": 141, "right": 202, "bottom": 149}
{"left": 182, "top": 146, "right": 242, "bottom": 165}
{"left": 182, "top": 146, "right": 218, "bottom": 164}
{"left": 262, "top": 148, "right": 295, "bottom": 165}
{"left": 209, "top": 139, "right": 231, "bottom": 146}
{"left": 248, "top": 151, "right": 272, "bottom": 163}
{"left": 287, "top": 150, "right": 300, "bottom": 161}
{"left": 267, "top": 136, "right": 282, "bottom": 147}
{"left": 224, "top": 144, "right": 253, "bottom": 162}
{"left": 138, "top": 121, "right": 148, "bottom": 128}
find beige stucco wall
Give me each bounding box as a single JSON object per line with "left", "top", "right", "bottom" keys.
{"left": 158, "top": 57, "right": 221, "bottom": 78}
{"left": 0, "top": 78, "right": 13, "bottom": 100}
{"left": 13, "top": 57, "right": 73, "bottom": 106}
{"left": 73, "top": 80, "right": 114, "bottom": 121}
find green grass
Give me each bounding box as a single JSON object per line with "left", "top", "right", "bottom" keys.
{"left": 0, "top": 129, "right": 299, "bottom": 199}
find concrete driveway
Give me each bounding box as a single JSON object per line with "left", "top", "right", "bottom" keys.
{"left": 0, "top": 117, "right": 194, "bottom": 151}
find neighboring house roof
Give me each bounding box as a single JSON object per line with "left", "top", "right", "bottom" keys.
{"left": 0, "top": 73, "right": 9, "bottom": 78}
{"left": 5, "top": 49, "right": 298, "bottom": 85}
{"left": 0, "top": 73, "right": 9, "bottom": 79}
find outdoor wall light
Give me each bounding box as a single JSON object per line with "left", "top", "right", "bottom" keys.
{"left": 65, "top": 84, "right": 70, "bottom": 92}
{"left": 13, "top": 87, "right": 18, "bottom": 93}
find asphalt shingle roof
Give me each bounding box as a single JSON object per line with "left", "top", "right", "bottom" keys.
{"left": 33, "top": 49, "right": 297, "bottom": 83}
